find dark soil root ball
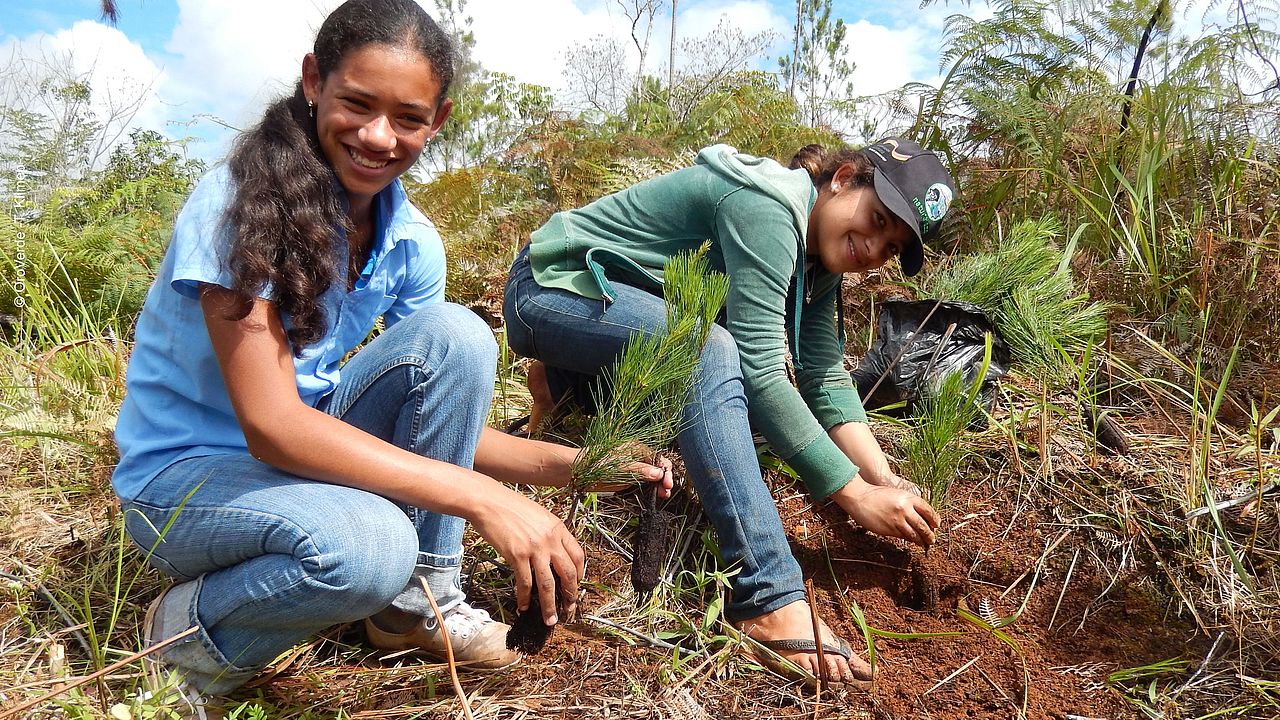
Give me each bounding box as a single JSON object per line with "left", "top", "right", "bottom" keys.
{"left": 631, "top": 483, "right": 675, "bottom": 601}
{"left": 506, "top": 598, "right": 555, "bottom": 654}
{"left": 507, "top": 575, "right": 568, "bottom": 654}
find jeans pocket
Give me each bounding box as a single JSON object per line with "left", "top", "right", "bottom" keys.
{"left": 503, "top": 277, "right": 539, "bottom": 359}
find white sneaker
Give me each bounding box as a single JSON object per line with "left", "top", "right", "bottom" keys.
{"left": 365, "top": 601, "right": 521, "bottom": 670}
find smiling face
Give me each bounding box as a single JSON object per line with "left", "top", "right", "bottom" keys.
{"left": 806, "top": 164, "right": 915, "bottom": 275}
{"left": 302, "top": 42, "right": 452, "bottom": 216}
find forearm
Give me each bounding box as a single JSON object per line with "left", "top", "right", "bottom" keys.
{"left": 475, "top": 426, "right": 577, "bottom": 487}
{"left": 828, "top": 421, "right": 897, "bottom": 485}
{"left": 245, "top": 404, "right": 505, "bottom": 522}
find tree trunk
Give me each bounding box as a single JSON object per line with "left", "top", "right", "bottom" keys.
{"left": 668, "top": 0, "right": 677, "bottom": 105}
{"left": 1119, "top": 0, "right": 1165, "bottom": 138}
{"left": 1111, "top": 0, "right": 1167, "bottom": 218}
{"left": 789, "top": 0, "right": 802, "bottom": 98}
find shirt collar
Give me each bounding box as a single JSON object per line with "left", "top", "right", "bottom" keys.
{"left": 333, "top": 177, "right": 418, "bottom": 258}
{"left": 373, "top": 178, "right": 414, "bottom": 255}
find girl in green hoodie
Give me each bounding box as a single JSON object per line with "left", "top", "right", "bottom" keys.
{"left": 503, "top": 138, "right": 956, "bottom": 686}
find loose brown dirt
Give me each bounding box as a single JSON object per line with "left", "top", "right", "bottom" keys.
{"left": 233, "top": 462, "right": 1203, "bottom": 720}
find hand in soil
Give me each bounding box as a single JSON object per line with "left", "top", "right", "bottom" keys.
{"left": 830, "top": 476, "right": 940, "bottom": 547}
{"left": 507, "top": 579, "right": 565, "bottom": 654}
{"left": 736, "top": 600, "right": 872, "bottom": 684}
{"left": 469, "top": 485, "right": 585, "bottom": 624}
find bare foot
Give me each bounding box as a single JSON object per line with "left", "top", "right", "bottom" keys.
{"left": 526, "top": 360, "right": 554, "bottom": 436}
{"left": 734, "top": 600, "right": 873, "bottom": 685}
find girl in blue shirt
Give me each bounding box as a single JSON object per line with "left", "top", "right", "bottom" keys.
{"left": 113, "top": 0, "right": 669, "bottom": 700}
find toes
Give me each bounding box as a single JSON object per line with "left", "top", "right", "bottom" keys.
{"left": 826, "top": 655, "right": 850, "bottom": 683}
{"left": 849, "top": 654, "right": 874, "bottom": 682}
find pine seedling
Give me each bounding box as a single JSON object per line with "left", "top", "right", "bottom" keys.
{"left": 898, "top": 371, "right": 975, "bottom": 505}
{"left": 927, "top": 218, "right": 1109, "bottom": 381}
{"left": 507, "top": 245, "right": 729, "bottom": 653}
{"left": 568, "top": 248, "right": 729, "bottom": 491}
{"left": 898, "top": 334, "right": 993, "bottom": 506}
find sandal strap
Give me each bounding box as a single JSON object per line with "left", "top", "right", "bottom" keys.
{"left": 756, "top": 637, "right": 852, "bottom": 660}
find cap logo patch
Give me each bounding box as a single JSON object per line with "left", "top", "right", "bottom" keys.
{"left": 923, "top": 182, "right": 952, "bottom": 222}
{"left": 882, "top": 138, "right": 912, "bottom": 162}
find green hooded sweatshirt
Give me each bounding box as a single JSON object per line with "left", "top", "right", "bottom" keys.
{"left": 528, "top": 144, "right": 865, "bottom": 500}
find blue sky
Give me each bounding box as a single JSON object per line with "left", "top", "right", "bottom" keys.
{"left": 3, "top": 1, "right": 965, "bottom": 162}
{"left": 6, "top": 1, "right": 180, "bottom": 48}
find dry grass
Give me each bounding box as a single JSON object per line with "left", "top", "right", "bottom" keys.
{"left": 2, "top": 325, "right": 1278, "bottom": 719}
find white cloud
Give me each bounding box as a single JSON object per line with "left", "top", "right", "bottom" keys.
{"left": 162, "top": 0, "right": 341, "bottom": 139}
{"left": 842, "top": 19, "right": 931, "bottom": 96}
{"left": 679, "top": 1, "right": 783, "bottom": 43}
{"left": 467, "top": 0, "right": 632, "bottom": 91}
{"left": 1, "top": 20, "right": 166, "bottom": 165}
{"left": 467, "top": 0, "right": 786, "bottom": 100}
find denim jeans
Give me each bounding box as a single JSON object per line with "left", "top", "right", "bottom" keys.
{"left": 503, "top": 248, "right": 805, "bottom": 622}
{"left": 120, "top": 302, "right": 495, "bottom": 691}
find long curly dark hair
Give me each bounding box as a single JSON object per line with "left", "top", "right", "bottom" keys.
{"left": 221, "top": 0, "right": 454, "bottom": 354}
{"left": 788, "top": 143, "right": 875, "bottom": 189}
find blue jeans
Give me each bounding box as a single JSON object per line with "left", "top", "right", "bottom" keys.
{"left": 503, "top": 248, "right": 804, "bottom": 622}
{"left": 120, "top": 303, "right": 495, "bottom": 691}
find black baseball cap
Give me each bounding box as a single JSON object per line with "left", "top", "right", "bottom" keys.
{"left": 863, "top": 137, "right": 956, "bottom": 277}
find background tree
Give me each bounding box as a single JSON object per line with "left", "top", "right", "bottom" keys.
{"left": 562, "top": 35, "right": 634, "bottom": 118}
{"left": 417, "top": 0, "right": 553, "bottom": 171}
{"left": 777, "top": 0, "right": 855, "bottom": 128}
{"left": 0, "top": 50, "right": 154, "bottom": 208}
{"left": 667, "top": 19, "right": 778, "bottom": 122}
{"left": 617, "top": 0, "right": 665, "bottom": 95}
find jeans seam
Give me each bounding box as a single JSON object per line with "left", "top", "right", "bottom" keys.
{"left": 326, "top": 355, "right": 430, "bottom": 419}
{"left": 691, "top": 389, "right": 769, "bottom": 597}
{"left": 407, "top": 371, "right": 427, "bottom": 455}
{"left": 189, "top": 575, "right": 258, "bottom": 675}
{"left": 508, "top": 279, "right": 540, "bottom": 358}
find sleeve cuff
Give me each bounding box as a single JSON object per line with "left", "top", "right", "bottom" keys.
{"left": 784, "top": 434, "right": 860, "bottom": 500}
{"left": 807, "top": 385, "right": 868, "bottom": 428}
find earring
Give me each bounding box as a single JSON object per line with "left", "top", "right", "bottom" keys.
{"left": 307, "top": 100, "right": 315, "bottom": 119}
{"left": 832, "top": 182, "right": 841, "bottom": 192}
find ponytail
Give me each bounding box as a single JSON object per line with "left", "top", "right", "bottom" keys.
{"left": 222, "top": 84, "right": 345, "bottom": 354}
{"left": 788, "top": 143, "right": 875, "bottom": 189}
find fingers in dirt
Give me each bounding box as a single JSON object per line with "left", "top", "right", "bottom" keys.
{"left": 908, "top": 515, "right": 935, "bottom": 546}
{"left": 514, "top": 563, "right": 533, "bottom": 613}
{"left": 552, "top": 539, "right": 583, "bottom": 620}
{"left": 534, "top": 560, "right": 560, "bottom": 625}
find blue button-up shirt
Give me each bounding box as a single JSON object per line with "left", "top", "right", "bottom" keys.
{"left": 112, "top": 165, "right": 445, "bottom": 500}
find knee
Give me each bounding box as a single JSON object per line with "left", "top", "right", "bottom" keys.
{"left": 690, "top": 326, "right": 747, "bottom": 412}
{"left": 401, "top": 304, "right": 498, "bottom": 378}
{"left": 304, "top": 500, "right": 417, "bottom": 616}
{"left": 698, "top": 326, "right": 743, "bottom": 381}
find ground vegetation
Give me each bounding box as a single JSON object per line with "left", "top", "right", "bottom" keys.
{"left": 2, "top": 1, "right": 1278, "bottom": 718}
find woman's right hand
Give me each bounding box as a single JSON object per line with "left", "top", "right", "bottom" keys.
{"left": 829, "top": 475, "right": 940, "bottom": 547}
{"left": 469, "top": 485, "right": 585, "bottom": 625}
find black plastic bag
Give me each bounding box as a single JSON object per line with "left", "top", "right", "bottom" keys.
{"left": 851, "top": 299, "right": 1010, "bottom": 418}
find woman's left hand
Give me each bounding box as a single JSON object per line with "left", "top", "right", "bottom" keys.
{"left": 830, "top": 475, "right": 940, "bottom": 546}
